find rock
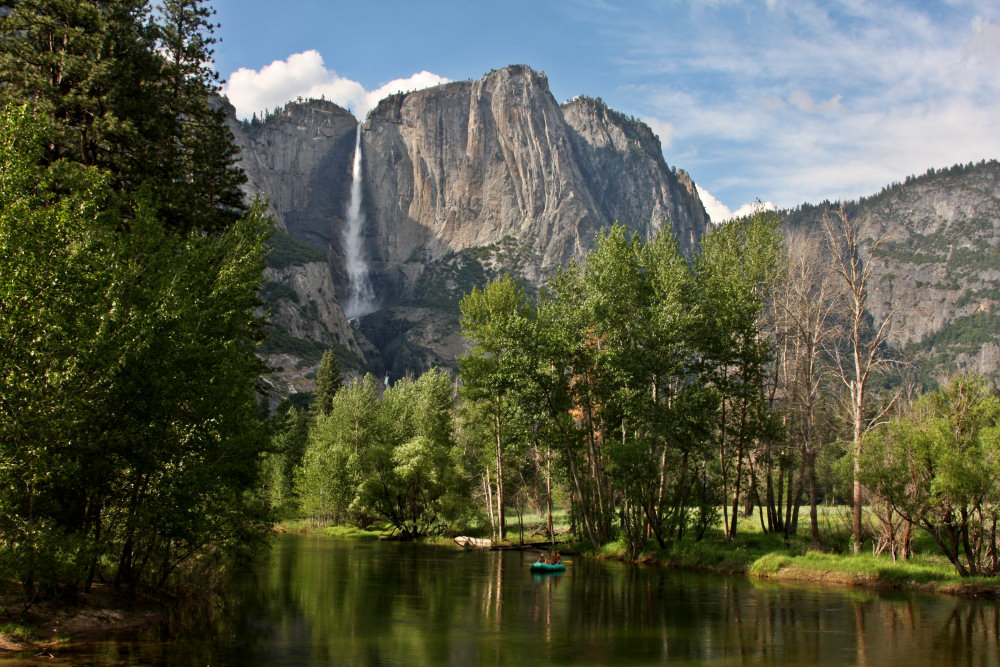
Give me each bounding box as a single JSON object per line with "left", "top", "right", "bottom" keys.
{"left": 782, "top": 161, "right": 1000, "bottom": 382}
{"left": 230, "top": 66, "right": 709, "bottom": 391}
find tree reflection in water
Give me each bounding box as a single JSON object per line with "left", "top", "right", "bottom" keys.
{"left": 52, "top": 535, "right": 1000, "bottom": 665}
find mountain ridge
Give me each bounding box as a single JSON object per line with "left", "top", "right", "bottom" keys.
{"left": 228, "top": 65, "right": 710, "bottom": 400}
{"left": 226, "top": 66, "right": 1000, "bottom": 402}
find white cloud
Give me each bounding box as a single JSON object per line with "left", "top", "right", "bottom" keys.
{"left": 696, "top": 186, "right": 775, "bottom": 224}
{"left": 607, "top": 1, "right": 1000, "bottom": 207}
{"left": 731, "top": 200, "right": 777, "bottom": 219}
{"left": 695, "top": 185, "right": 731, "bottom": 223}
{"left": 223, "top": 50, "right": 450, "bottom": 120}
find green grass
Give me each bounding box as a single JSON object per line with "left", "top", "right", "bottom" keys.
{"left": 0, "top": 621, "right": 37, "bottom": 642}
{"left": 749, "top": 552, "right": 794, "bottom": 576}
{"left": 746, "top": 550, "right": 999, "bottom": 590}
{"left": 322, "top": 525, "right": 382, "bottom": 540}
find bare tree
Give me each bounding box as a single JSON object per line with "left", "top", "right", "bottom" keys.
{"left": 773, "top": 228, "right": 842, "bottom": 549}
{"left": 823, "top": 206, "right": 901, "bottom": 554}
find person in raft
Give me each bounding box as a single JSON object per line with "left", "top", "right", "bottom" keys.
{"left": 551, "top": 552, "right": 562, "bottom": 564}
{"left": 536, "top": 553, "right": 547, "bottom": 564}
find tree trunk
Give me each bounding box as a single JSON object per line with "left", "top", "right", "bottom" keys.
{"left": 495, "top": 409, "right": 506, "bottom": 540}
{"left": 484, "top": 470, "right": 496, "bottom": 540}
{"left": 809, "top": 450, "right": 821, "bottom": 550}
{"left": 546, "top": 448, "right": 554, "bottom": 545}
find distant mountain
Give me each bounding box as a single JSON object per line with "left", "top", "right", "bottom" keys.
{"left": 226, "top": 65, "right": 710, "bottom": 402}
{"left": 227, "top": 65, "right": 999, "bottom": 403}
{"left": 781, "top": 160, "right": 1000, "bottom": 385}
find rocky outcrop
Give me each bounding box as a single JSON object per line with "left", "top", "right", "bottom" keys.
{"left": 782, "top": 161, "right": 1000, "bottom": 383}
{"left": 228, "top": 69, "right": 999, "bottom": 394}
{"left": 560, "top": 96, "right": 705, "bottom": 254}
{"left": 361, "top": 66, "right": 708, "bottom": 297}
{"left": 228, "top": 98, "right": 357, "bottom": 253}
{"left": 232, "top": 65, "right": 710, "bottom": 390}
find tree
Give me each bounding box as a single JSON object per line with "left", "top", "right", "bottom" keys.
{"left": 695, "top": 211, "right": 784, "bottom": 539}
{"left": 0, "top": 104, "right": 272, "bottom": 597}
{"left": 357, "top": 369, "right": 469, "bottom": 537}
{"left": 263, "top": 405, "right": 311, "bottom": 517}
{"left": 0, "top": 0, "right": 246, "bottom": 234}
{"left": 824, "top": 206, "right": 900, "bottom": 553}
{"left": 459, "top": 276, "right": 537, "bottom": 541}
{"left": 153, "top": 0, "right": 247, "bottom": 232}
{"left": 311, "top": 349, "right": 343, "bottom": 418}
{"left": 772, "top": 228, "right": 841, "bottom": 547}
{"left": 860, "top": 376, "right": 1000, "bottom": 575}
{"left": 296, "top": 375, "right": 379, "bottom": 525}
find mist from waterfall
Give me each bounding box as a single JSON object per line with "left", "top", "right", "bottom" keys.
{"left": 343, "top": 125, "right": 376, "bottom": 319}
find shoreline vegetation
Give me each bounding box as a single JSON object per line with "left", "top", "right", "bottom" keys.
{"left": 280, "top": 515, "right": 1000, "bottom": 599}
{"left": 5, "top": 512, "right": 999, "bottom": 656}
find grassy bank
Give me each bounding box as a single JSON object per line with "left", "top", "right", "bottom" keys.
{"left": 582, "top": 510, "right": 1000, "bottom": 597}
{"left": 279, "top": 507, "right": 1000, "bottom": 598}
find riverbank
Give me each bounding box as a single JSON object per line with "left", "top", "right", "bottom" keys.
{"left": 278, "top": 518, "right": 1000, "bottom": 598}
{"left": 588, "top": 533, "right": 1000, "bottom": 598}
{"left": 0, "top": 582, "right": 167, "bottom": 655}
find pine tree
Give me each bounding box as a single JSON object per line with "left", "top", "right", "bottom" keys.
{"left": 0, "top": 0, "right": 246, "bottom": 234}
{"left": 153, "top": 0, "right": 246, "bottom": 232}
{"left": 312, "top": 349, "right": 343, "bottom": 418}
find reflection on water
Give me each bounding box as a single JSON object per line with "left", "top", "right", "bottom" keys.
{"left": 47, "top": 534, "right": 1000, "bottom": 665}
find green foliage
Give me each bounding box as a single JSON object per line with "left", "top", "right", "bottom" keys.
{"left": 455, "top": 219, "right": 784, "bottom": 551}
{"left": 695, "top": 211, "right": 784, "bottom": 538}
{"left": 910, "top": 311, "right": 1000, "bottom": 353}
{"left": 0, "top": 104, "right": 271, "bottom": 598}
{"left": 311, "top": 349, "right": 343, "bottom": 417}
{"left": 748, "top": 552, "right": 793, "bottom": 576}
{"left": 295, "top": 370, "right": 474, "bottom": 537}
{"left": 0, "top": 0, "right": 247, "bottom": 234}
{"left": 859, "top": 375, "right": 1000, "bottom": 576}
{"left": 296, "top": 375, "right": 379, "bottom": 524}
{"left": 262, "top": 406, "right": 311, "bottom": 518}
{"left": 266, "top": 230, "right": 326, "bottom": 269}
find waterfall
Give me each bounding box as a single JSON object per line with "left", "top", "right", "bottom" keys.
{"left": 343, "top": 125, "right": 376, "bottom": 319}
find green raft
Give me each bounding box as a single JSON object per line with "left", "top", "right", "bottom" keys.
{"left": 530, "top": 562, "right": 566, "bottom": 573}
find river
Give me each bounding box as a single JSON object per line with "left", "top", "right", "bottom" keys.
{"left": 49, "top": 534, "right": 1000, "bottom": 665}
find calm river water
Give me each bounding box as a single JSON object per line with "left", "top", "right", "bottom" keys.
{"left": 45, "top": 534, "right": 1000, "bottom": 665}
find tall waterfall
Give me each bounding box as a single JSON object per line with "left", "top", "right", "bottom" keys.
{"left": 343, "top": 126, "right": 376, "bottom": 319}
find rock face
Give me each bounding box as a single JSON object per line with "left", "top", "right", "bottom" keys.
{"left": 227, "top": 69, "right": 1000, "bottom": 397}
{"left": 360, "top": 66, "right": 708, "bottom": 302}
{"left": 226, "top": 99, "right": 372, "bottom": 402}
{"left": 782, "top": 160, "right": 1000, "bottom": 383}
{"left": 230, "top": 66, "right": 710, "bottom": 392}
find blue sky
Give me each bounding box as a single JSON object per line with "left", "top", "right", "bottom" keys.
{"left": 212, "top": 0, "right": 1000, "bottom": 220}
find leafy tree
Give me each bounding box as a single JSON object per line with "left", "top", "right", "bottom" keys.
{"left": 0, "top": 0, "right": 246, "bottom": 234}
{"left": 695, "top": 211, "right": 784, "bottom": 539}
{"left": 357, "top": 369, "right": 469, "bottom": 537}
{"left": 459, "top": 276, "right": 537, "bottom": 540}
{"left": 0, "top": 104, "right": 271, "bottom": 598}
{"left": 860, "top": 376, "right": 1000, "bottom": 575}
{"left": 297, "top": 370, "right": 471, "bottom": 537}
{"left": 296, "top": 375, "right": 379, "bottom": 525}
{"left": 263, "top": 405, "right": 311, "bottom": 517}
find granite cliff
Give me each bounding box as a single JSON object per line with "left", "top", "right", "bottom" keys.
{"left": 782, "top": 160, "right": 1000, "bottom": 384}
{"left": 229, "top": 65, "right": 999, "bottom": 400}
{"left": 228, "top": 66, "right": 710, "bottom": 398}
